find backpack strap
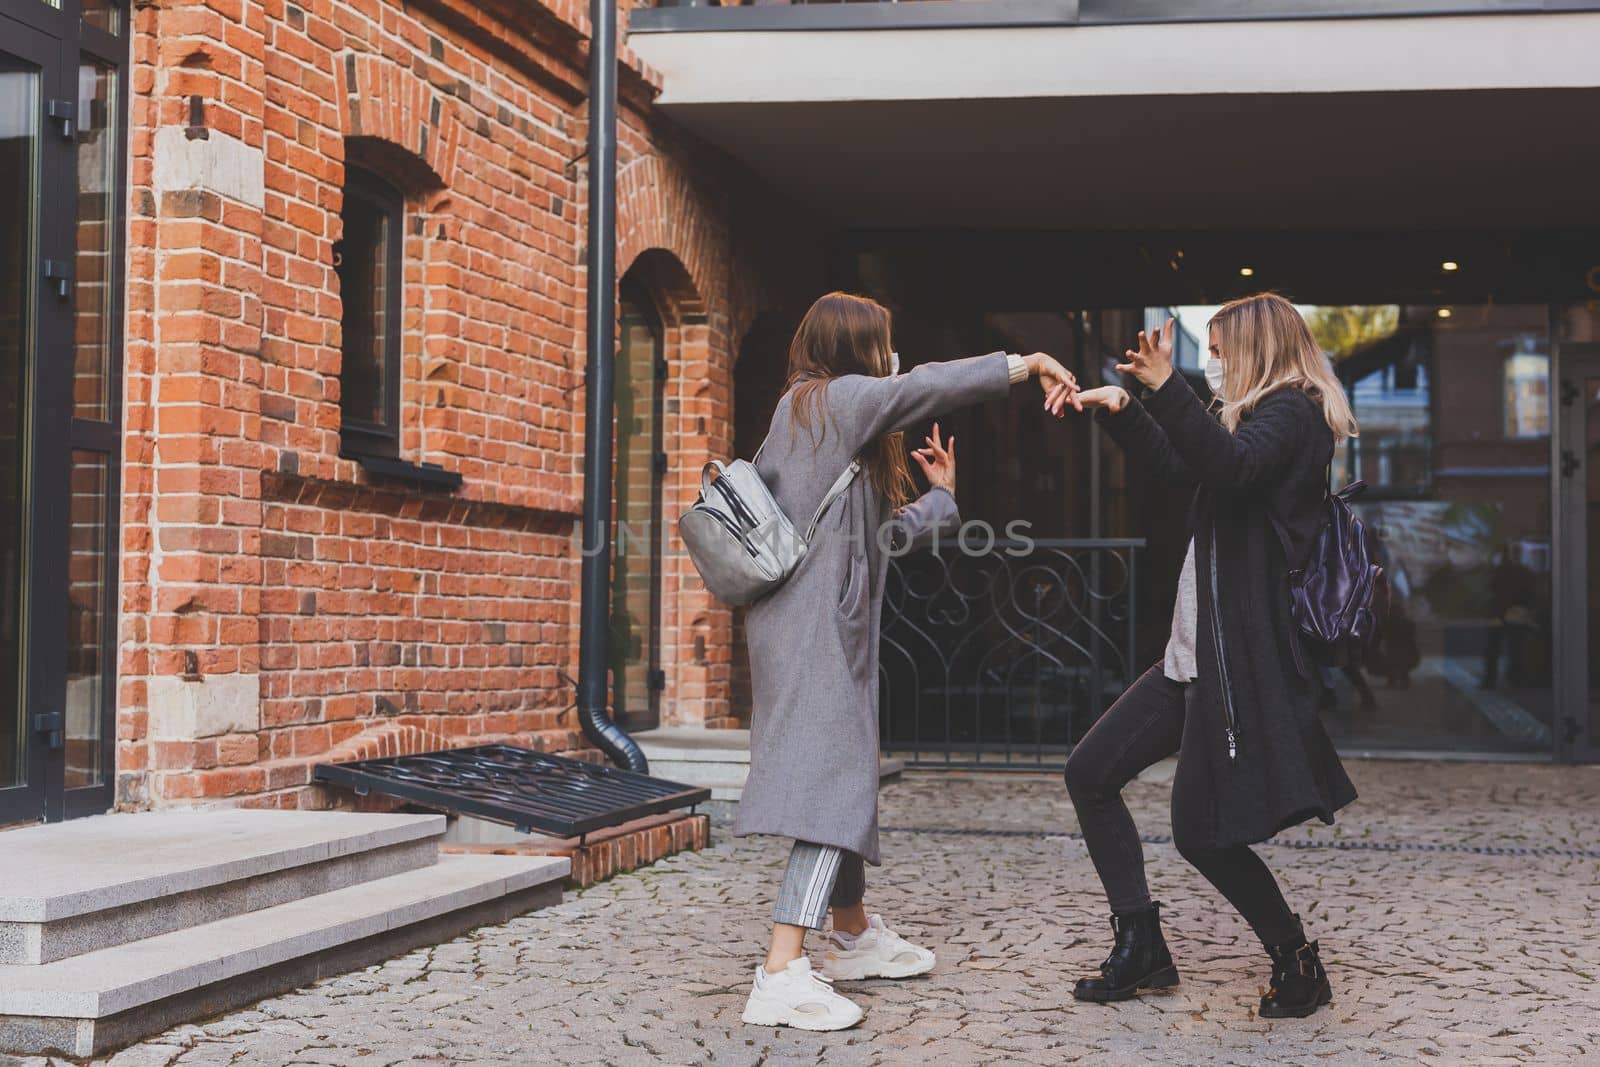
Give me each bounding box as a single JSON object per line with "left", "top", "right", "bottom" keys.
{"left": 1266, "top": 508, "right": 1299, "bottom": 575}
{"left": 1265, "top": 505, "right": 1314, "bottom": 680}
{"left": 804, "top": 460, "right": 861, "bottom": 543}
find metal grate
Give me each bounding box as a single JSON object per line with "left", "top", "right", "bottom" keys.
{"left": 314, "top": 744, "right": 710, "bottom": 838}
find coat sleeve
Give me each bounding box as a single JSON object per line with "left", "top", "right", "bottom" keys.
{"left": 1141, "top": 373, "right": 1310, "bottom": 491}
{"left": 829, "top": 353, "right": 1015, "bottom": 455}
{"left": 1095, "top": 392, "right": 1198, "bottom": 489}
{"left": 890, "top": 486, "right": 960, "bottom": 552}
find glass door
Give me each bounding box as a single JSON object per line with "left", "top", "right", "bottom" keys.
{"left": 1556, "top": 346, "right": 1600, "bottom": 763}
{"left": 611, "top": 282, "right": 665, "bottom": 732}
{"left": 1320, "top": 304, "right": 1556, "bottom": 756}
{"left": 0, "top": 20, "right": 68, "bottom": 825}
{"left": 1, "top": 0, "right": 124, "bottom": 822}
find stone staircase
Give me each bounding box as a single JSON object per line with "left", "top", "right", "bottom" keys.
{"left": 634, "top": 727, "right": 904, "bottom": 802}
{"left": 0, "top": 810, "right": 568, "bottom": 1058}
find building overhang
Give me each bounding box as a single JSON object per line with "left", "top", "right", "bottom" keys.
{"left": 628, "top": 10, "right": 1600, "bottom": 230}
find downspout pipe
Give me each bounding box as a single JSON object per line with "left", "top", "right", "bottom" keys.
{"left": 576, "top": 0, "right": 649, "bottom": 774}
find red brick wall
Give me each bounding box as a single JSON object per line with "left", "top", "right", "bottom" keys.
{"left": 116, "top": 0, "right": 823, "bottom": 808}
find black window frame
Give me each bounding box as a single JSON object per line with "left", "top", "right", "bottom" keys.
{"left": 335, "top": 167, "right": 404, "bottom": 460}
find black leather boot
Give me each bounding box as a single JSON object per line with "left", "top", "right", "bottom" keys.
{"left": 1259, "top": 937, "right": 1333, "bottom": 1019}
{"left": 1072, "top": 903, "right": 1180, "bottom": 1003}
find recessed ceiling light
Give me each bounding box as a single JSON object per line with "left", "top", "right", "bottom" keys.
{"left": 1441, "top": 261, "right": 1459, "bottom": 272}
{"left": 1437, "top": 307, "right": 1453, "bottom": 319}
{"left": 1239, "top": 267, "right": 1254, "bottom": 277}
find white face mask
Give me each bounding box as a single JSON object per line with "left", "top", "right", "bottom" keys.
{"left": 890, "top": 350, "right": 901, "bottom": 376}
{"left": 1204, "top": 355, "right": 1226, "bottom": 398}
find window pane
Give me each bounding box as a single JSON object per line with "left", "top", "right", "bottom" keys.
{"left": 65, "top": 451, "right": 109, "bottom": 790}
{"left": 337, "top": 188, "right": 391, "bottom": 431}
{"left": 74, "top": 60, "right": 118, "bottom": 421}
{"left": 1321, "top": 305, "right": 1553, "bottom": 756}
{"left": 1, "top": 63, "right": 40, "bottom": 791}
{"left": 82, "top": 0, "right": 119, "bottom": 34}
{"left": 1584, "top": 376, "right": 1600, "bottom": 750}
{"left": 611, "top": 297, "right": 661, "bottom": 731}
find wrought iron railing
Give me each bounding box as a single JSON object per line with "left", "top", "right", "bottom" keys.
{"left": 879, "top": 538, "right": 1143, "bottom": 769}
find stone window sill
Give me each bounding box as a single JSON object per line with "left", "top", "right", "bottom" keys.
{"left": 346, "top": 452, "right": 464, "bottom": 492}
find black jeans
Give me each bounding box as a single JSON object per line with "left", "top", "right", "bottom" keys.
{"left": 1065, "top": 666, "right": 1302, "bottom": 947}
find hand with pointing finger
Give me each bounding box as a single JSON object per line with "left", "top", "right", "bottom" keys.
{"left": 1116, "top": 319, "right": 1176, "bottom": 391}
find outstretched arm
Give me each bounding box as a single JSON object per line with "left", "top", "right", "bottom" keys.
{"left": 1142, "top": 375, "right": 1308, "bottom": 490}
{"left": 832, "top": 352, "right": 1076, "bottom": 457}
{"left": 1075, "top": 384, "right": 1198, "bottom": 489}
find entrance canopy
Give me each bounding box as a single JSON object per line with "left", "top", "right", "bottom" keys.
{"left": 629, "top": 10, "right": 1600, "bottom": 232}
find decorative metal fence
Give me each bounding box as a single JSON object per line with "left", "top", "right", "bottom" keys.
{"left": 879, "top": 538, "right": 1144, "bottom": 769}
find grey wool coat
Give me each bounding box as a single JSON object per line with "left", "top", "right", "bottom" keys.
{"left": 733, "top": 353, "right": 1016, "bottom": 864}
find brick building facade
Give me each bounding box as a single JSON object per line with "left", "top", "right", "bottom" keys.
{"left": 0, "top": 0, "right": 820, "bottom": 821}
{"left": 14, "top": 2, "right": 1598, "bottom": 828}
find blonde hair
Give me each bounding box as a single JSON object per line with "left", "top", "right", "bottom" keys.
{"left": 1209, "top": 293, "right": 1358, "bottom": 442}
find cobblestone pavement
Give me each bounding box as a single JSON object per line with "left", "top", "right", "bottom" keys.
{"left": 49, "top": 760, "right": 1600, "bottom": 1065}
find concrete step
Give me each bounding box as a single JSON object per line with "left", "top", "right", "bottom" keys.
{"left": 635, "top": 726, "right": 755, "bottom": 763}
{"left": 645, "top": 759, "right": 750, "bottom": 801}
{"left": 0, "top": 811, "right": 444, "bottom": 965}
{"left": 0, "top": 853, "right": 569, "bottom": 1058}
{"left": 635, "top": 729, "right": 905, "bottom": 802}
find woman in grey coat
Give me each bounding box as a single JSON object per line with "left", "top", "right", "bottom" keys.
{"left": 736, "top": 292, "right": 1075, "bottom": 1031}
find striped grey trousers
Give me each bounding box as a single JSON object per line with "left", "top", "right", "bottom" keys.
{"left": 772, "top": 840, "right": 867, "bottom": 930}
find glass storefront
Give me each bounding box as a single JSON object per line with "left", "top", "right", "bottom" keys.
{"left": 859, "top": 286, "right": 1593, "bottom": 762}
{"left": 1319, "top": 304, "right": 1553, "bottom": 754}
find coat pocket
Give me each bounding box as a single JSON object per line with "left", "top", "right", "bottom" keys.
{"left": 837, "top": 551, "right": 867, "bottom": 616}
{"left": 836, "top": 550, "right": 872, "bottom": 684}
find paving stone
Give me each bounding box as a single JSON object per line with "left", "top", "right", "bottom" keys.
{"left": 25, "top": 760, "right": 1600, "bottom": 1065}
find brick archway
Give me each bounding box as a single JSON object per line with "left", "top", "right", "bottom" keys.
{"left": 612, "top": 245, "right": 733, "bottom": 729}
{"left": 617, "top": 156, "right": 722, "bottom": 329}
{"left": 336, "top": 52, "right": 463, "bottom": 189}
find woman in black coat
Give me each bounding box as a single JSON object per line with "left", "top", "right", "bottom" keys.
{"left": 1059, "top": 293, "right": 1359, "bottom": 1019}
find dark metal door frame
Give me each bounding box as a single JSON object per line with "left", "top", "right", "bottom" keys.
{"left": 1555, "top": 342, "right": 1600, "bottom": 763}
{"left": 1, "top": 0, "right": 127, "bottom": 823}
{"left": 0, "top": 14, "right": 69, "bottom": 826}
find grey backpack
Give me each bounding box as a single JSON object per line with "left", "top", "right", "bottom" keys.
{"left": 678, "top": 446, "right": 859, "bottom": 607}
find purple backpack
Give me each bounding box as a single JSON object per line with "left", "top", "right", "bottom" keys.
{"left": 1273, "top": 480, "right": 1389, "bottom": 671}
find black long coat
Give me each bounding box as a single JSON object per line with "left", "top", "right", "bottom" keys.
{"left": 1101, "top": 373, "right": 1358, "bottom": 851}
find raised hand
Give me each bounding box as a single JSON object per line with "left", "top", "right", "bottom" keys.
{"left": 1025, "top": 353, "right": 1078, "bottom": 417}
{"left": 1115, "top": 319, "right": 1175, "bottom": 390}
{"left": 911, "top": 422, "right": 956, "bottom": 496}
{"left": 1070, "top": 386, "right": 1131, "bottom": 414}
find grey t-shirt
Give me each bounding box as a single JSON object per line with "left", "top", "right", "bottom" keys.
{"left": 1164, "top": 539, "right": 1199, "bottom": 683}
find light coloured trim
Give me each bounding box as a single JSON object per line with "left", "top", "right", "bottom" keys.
{"left": 633, "top": 13, "right": 1600, "bottom": 106}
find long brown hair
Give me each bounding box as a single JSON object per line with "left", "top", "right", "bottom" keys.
{"left": 1209, "top": 293, "right": 1359, "bottom": 441}
{"left": 783, "top": 292, "right": 916, "bottom": 506}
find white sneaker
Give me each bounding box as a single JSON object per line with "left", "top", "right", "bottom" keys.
{"left": 741, "top": 958, "right": 865, "bottom": 1031}
{"left": 821, "top": 914, "right": 936, "bottom": 981}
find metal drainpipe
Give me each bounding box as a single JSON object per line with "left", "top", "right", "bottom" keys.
{"left": 576, "top": 0, "right": 649, "bottom": 774}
